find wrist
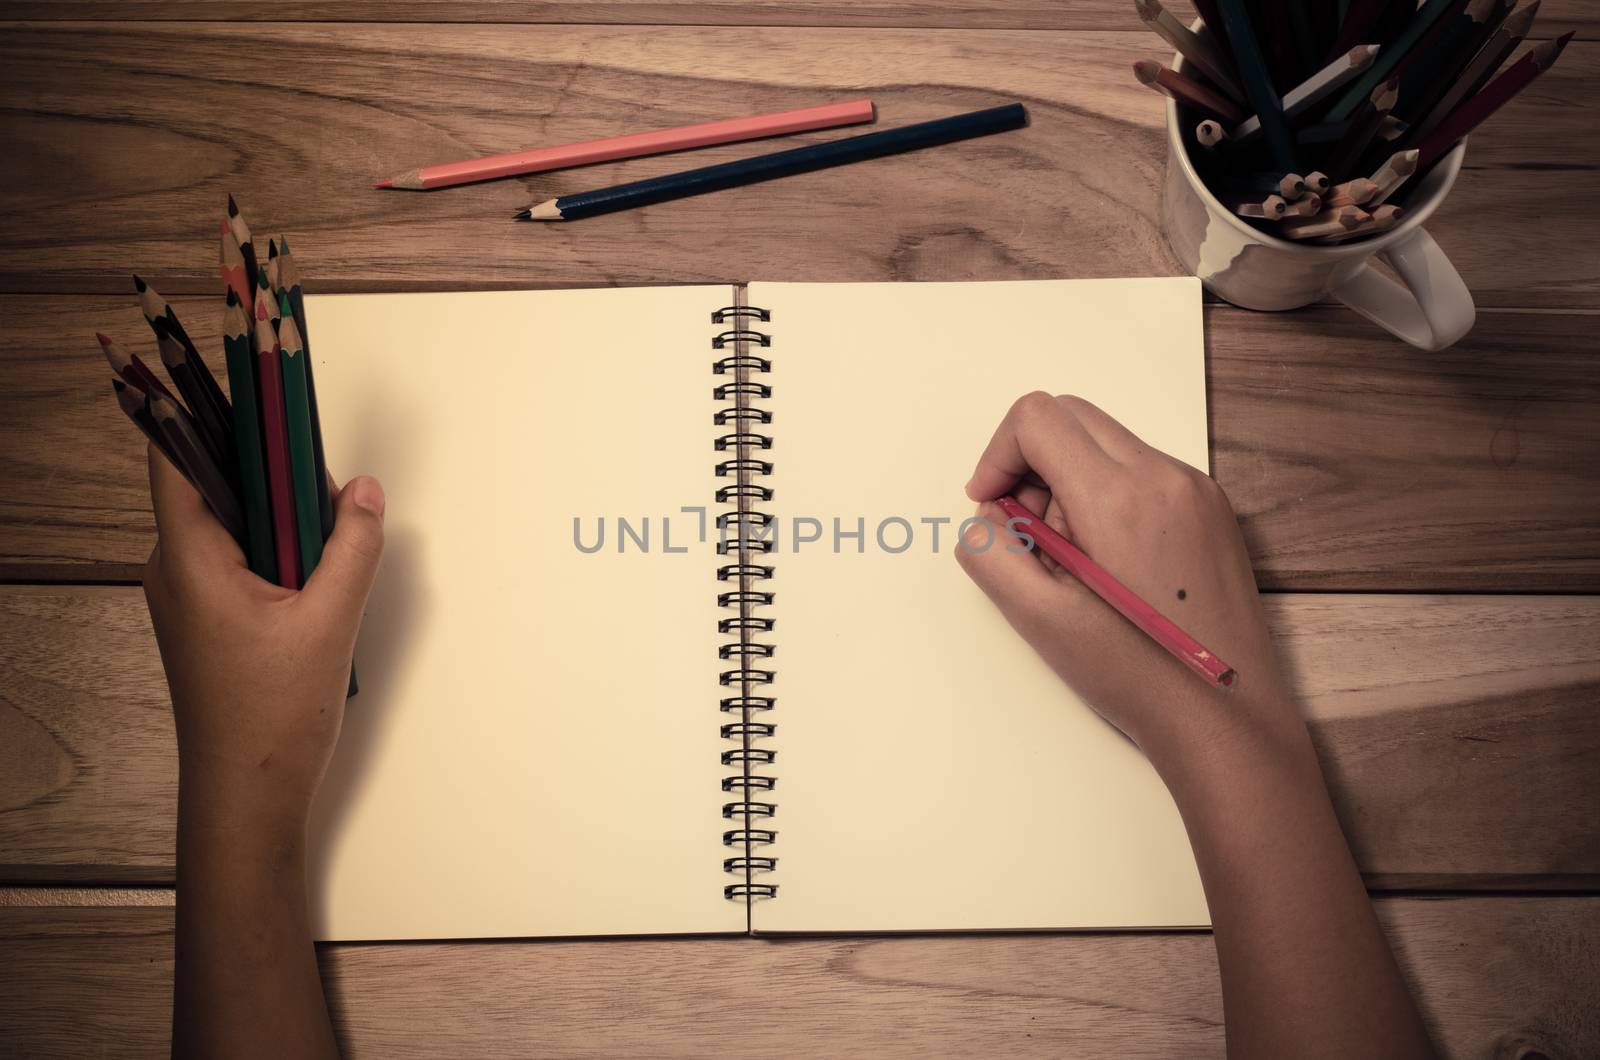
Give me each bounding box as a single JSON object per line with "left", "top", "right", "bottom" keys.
{"left": 1137, "top": 689, "right": 1319, "bottom": 799}
{"left": 177, "top": 749, "right": 315, "bottom": 841}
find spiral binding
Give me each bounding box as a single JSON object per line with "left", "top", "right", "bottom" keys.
{"left": 716, "top": 294, "right": 778, "bottom": 904}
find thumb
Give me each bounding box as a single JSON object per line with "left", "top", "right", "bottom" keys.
{"left": 304, "top": 476, "right": 386, "bottom": 634}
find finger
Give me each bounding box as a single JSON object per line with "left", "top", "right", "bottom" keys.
{"left": 1007, "top": 483, "right": 1066, "bottom": 576}
{"left": 965, "top": 392, "right": 1113, "bottom": 509}
{"left": 302, "top": 475, "right": 386, "bottom": 636}
{"left": 955, "top": 506, "right": 1079, "bottom": 634}
{"left": 146, "top": 443, "right": 243, "bottom": 568}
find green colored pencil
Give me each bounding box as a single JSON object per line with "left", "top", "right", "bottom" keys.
{"left": 1325, "top": 0, "right": 1463, "bottom": 122}
{"left": 275, "top": 239, "right": 334, "bottom": 541}
{"left": 278, "top": 311, "right": 323, "bottom": 581}
{"left": 223, "top": 289, "right": 277, "bottom": 583}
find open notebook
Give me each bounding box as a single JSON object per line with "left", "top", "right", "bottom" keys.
{"left": 304, "top": 277, "right": 1210, "bottom": 940}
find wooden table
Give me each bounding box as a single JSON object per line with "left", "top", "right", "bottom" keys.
{"left": 2, "top": 3, "right": 1597, "bottom": 1057}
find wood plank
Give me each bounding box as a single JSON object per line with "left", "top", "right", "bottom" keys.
{"left": 1211, "top": 307, "right": 1600, "bottom": 592}
{"left": 5, "top": 297, "right": 1596, "bottom": 589}
{"left": 0, "top": 3, "right": 1590, "bottom": 37}
{"left": 1, "top": 897, "right": 1596, "bottom": 1058}
{"left": 0, "top": 25, "right": 1593, "bottom": 308}
{"left": 3, "top": 587, "right": 1596, "bottom": 886}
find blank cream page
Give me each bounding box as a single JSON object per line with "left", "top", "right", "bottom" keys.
{"left": 750, "top": 278, "right": 1212, "bottom": 932}
{"left": 304, "top": 286, "right": 744, "bottom": 940}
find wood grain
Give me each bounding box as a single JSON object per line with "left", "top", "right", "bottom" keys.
{"left": 0, "top": 25, "right": 1593, "bottom": 308}
{"left": 3, "top": 586, "right": 1596, "bottom": 886}
{"left": 5, "top": 297, "right": 1596, "bottom": 589}
{"left": 2, "top": 897, "right": 1597, "bottom": 1058}
{"left": 0, "top": 3, "right": 1590, "bottom": 36}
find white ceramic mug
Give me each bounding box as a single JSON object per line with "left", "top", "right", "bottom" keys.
{"left": 1159, "top": 69, "right": 1475, "bottom": 350}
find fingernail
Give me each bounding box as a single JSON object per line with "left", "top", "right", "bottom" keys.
{"left": 349, "top": 476, "right": 385, "bottom": 518}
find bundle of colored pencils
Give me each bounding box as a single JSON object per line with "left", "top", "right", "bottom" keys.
{"left": 102, "top": 198, "right": 348, "bottom": 688}
{"left": 1131, "top": 0, "right": 1570, "bottom": 242}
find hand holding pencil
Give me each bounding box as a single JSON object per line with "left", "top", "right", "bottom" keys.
{"left": 143, "top": 445, "right": 384, "bottom": 825}
{"left": 957, "top": 393, "right": 1298, "bottom": 761}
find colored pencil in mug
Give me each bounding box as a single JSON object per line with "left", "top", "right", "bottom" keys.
{"left": 275, "top": 238, "right": 333, "bottom": 542}
{"left": 111, "top": 377, "right": 186, "bottom": 485}
{"left": 1324, "top": 0, "right": 1465, "bottom": 122}
{"left": 1134, "top": 0, "right": 1244, "bottom": 102}
{"left": 375, "top": 99, "right": 877, "bottom": 191}
{"left": 1326, "top": 177, "right": 1379, "bottom": 207}
{"left": 1368, "top": 148, "right": 1421, "bottom": 204}
{"left": 97, "top": 331, "right": 178, "bottom": 405}
{"left": 1327, "top": 78, "right": 1399, "bottom": 182}
{"left": 1222, "top": 192, "right": 1287, "bottom": 219}
{"left": 1296, "top": 117, "right": 1358, "bottom": 146}
{"left": 1188, "top": 0, "right": 1230, "bottom": 49}
{"left": 1252, "top": 0, "right": 1299, "bottom": 92}
{"left": 1376, "top": 115, "right": 1409, "bottom": 142}
{"left": 1414, "top": 0, "right": 1538, "bottom": 140}
{"left": 1285, "top": 192, "right": 1323, "bottom": 217}
{"left": 254, "top": 300, "right": 301, "bottom": 589}
{"left": 1213, "top": 0, "right": 1298, "bottom": 172}
{"left": 1230, "top": 45, "right": 1380, "bottom": 145}
{"left": 223, "top": 288, "right": 277, "bottom": 583}
{"left": 1414, "top": 32, "right": 1571, "bottom": 168}
{"left": 1281, "top": 204, "right": 1368, "bottom": 239}
{"left": 994, "top": 496, "right": 1237, "bottom": 689}
{"left": 1316, "top": 203, "right": 1403, "bottom": 242}
{"left": 277, "top": 312, "right": 323, "bottom": 582}
{"left": 147, "top": 389, "right": 246, "bottom": 541}
{"left": 517, "top": 103, "right": 1028, "bottom": 222}
{"left": 1328, "top": 0, "right": 1394, "bottom": 60}
{"left": 1195, "top": 119, "right": 1231, "bottom": 152}
{"left": 1285, "top": 0, "right": 1323, "bottom": 77}
{"left": 1395, "top": 0, "right": 1501, "bottom": 125}
{"left": 1133, "top": 60, "right": 1248, "bottom": 123}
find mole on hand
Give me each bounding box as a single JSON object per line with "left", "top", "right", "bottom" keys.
{"left": 1177, "top": 589, "right": 1187, "bottom": 601}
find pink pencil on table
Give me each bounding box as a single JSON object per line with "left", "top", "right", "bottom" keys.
{"left": 994, "top": 495, "right": 1238, "bottom": 689}
{"left": 373, "top": 99, "right": 877, "bottom": 190}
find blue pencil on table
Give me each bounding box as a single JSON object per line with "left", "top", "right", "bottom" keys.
{"left": 516, "top": 103, "right": 1028, "bottom": 222}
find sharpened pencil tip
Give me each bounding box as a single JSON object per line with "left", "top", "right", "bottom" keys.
{"left": 513, "top": 210, "right": 531, "bottom": 220}
{"left": 373, "top": 179, "right": 394, "bottom": 189}
{"left": 95, "top": 331, "right": 112, "bottom": 346}
{"left": 132, "top": 273, "right": 147, "bottom": 292}
{"left": 227, "top": 193, "right": 239, "bottom": 216}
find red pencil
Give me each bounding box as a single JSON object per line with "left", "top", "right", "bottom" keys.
{"left": 1132, "top": 60, "right": 1248, "bottom": 124}
{"left": 254, "top": 301, "right": 301, "bottom": 589}
{"left": 373, "top": 98, "right": 877, "bottom": 190}
{"left": 1414, "top": 32, "right": 1572, "bottom": 167}
{"left": 994, "top": 496, "right": 1237, "bottom": 689}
